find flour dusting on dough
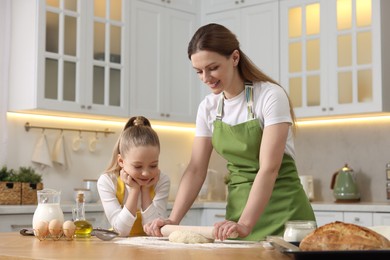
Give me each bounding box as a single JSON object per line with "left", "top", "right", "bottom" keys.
{"left": 168, "top": 230, "right": 214, "bottom": 244}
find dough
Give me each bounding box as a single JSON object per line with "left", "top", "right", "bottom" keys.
{"left": 168, "top": 230, "right": 214, "bottom": 244}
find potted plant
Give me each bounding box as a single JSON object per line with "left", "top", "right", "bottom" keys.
{"left": 0, "top": 166, "right": 22, "bottom": 205}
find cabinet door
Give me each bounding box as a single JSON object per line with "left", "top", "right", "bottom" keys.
{"left": 203, "top": 0, "right": 273, "bottom": 14}
{"left": 343, "top": 212, "right": 373, "bottom": 227}
{"left": 0, "top": 214, "right": 33, "bottom": 232}
{"left": 167, "top": 208, "right": 203, "bottom": 226}
{"left": 64, "top": 211, "right": 110, "bottom": 229}
{"left": 140, "top": 0, "right": 199, "bottom": 13}
{"left": 280, "top": 0, "right": 327, "bottom": 118}
{"left": 314, "top": 211, "right": 343, "bottom": 227}
{"left": 131, "top": 1, "right": 199, "bottom": 122}
{"left": 373, "top": 213, "right": 390, "bottom": 226}
{"left": 86, "top": 0, "right": 130, "bottom": 117}
{"left": 201, "top": 208, "right": 226, "bottom": 226}
{"left": 206, "top": 1, "right": 280, "bottom": 86}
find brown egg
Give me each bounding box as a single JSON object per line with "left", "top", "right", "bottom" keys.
{"left": 62, "top": 220, "right": 76, "bottom": 239}
{"left": 48, "top": 219, "right": 63, "bottom": 238}
{"left": 34, "top": 220, "right": 49, "bottom": 239}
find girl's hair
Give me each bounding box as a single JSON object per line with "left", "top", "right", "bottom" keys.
{"left": 187, "top": 23, "right": 296, "bottom": 125}
{"left": 105, "top": 116, "right": 160, "bottom": 175}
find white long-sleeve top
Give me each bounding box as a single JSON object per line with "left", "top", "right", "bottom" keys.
{"left": 97, "top": 172, "right": 170, "bottom": 236}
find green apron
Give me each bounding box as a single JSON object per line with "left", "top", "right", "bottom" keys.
{"left": 212, "top": 85, "right": 315, "bottom": 241}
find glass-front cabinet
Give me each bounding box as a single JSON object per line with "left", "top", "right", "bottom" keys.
{"left": 280, "top": 0, "right": 389, "bottom": 118}
{"left": 9, "top": 0, "right": 129, "bottom": 117}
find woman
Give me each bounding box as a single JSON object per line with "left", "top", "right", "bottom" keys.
{"left": 97, "top": 116, "right": 170, "bottom": 236}
{"left": 144, "top": 23, "right": 315, "bottom": 241}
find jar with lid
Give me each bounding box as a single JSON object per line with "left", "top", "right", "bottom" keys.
{"left": 283, "top": 220, "right": 317, "bottom": 242}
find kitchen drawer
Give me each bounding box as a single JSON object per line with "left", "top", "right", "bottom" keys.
{"left": 314, "top": 211, "right": 343, "bottom": 227}
{"left": 0, "top": 214, "right": 33, "bottom": 232}
{"left": 201, "top": 209, "right": 226, "bottom": 226}
{"left": 167, "top": 208, "right": 203, "bottom": 226}
{"left": 373, "top": 213, "right": 390, "bottom": 226}
{"left": 344, "top": 212, "right": 373, "bottom": 227}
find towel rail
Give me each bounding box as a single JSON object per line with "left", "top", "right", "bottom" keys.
{"left": 24, "top": 122, "right": 115, "bottom": 137}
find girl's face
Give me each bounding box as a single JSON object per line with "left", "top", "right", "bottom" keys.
{"left": 191, "top": 49, "right": 241, "bottom": 98}
{"left": 118, "top": 145, "right": 160, "bottom": 186}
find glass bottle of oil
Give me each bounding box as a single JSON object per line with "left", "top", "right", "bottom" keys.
{"left": 73, "top": 191, "right": 93, "bottom": 238}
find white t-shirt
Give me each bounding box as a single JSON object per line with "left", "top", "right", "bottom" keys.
{"left": 97, "top": 172, "right": 170, "bottom": 236}
{"left": 195, "top": 81, "right": 296, "bottom": 159}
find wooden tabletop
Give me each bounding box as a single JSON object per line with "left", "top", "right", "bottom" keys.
{"left": 0, "top": 232, "right": 293, "bottom": 260}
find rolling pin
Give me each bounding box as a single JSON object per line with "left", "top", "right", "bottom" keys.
{"left": 161, "top": 225, "right": 239, "bottom": 240}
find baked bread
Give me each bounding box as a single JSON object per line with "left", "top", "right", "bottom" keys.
{"left": 299, "top": 221, "right": 390, "bottom": 251}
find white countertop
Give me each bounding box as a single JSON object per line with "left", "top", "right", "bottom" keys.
{"left": 1, "top": 201, "right": 390, "bottom": 215}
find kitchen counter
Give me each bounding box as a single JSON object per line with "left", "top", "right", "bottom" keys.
{"left": 0, "top": 232, "right": 292, "bottom": 260}
{"left": 311, "top": 202, "right": 390, "bottom": 212}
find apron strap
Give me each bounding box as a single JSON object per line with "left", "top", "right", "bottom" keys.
{"left": 216, "top": 85, "right": 255, "bottom": 121}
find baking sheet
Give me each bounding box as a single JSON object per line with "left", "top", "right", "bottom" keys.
{"left": 284, "top": 249, "right": 390, "bottom": 260}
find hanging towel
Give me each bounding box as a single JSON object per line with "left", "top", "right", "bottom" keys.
{"left": 52, "top": 132, "right": 68, "bottom": 169}
{"left": 31, "top": 132, "right": 53, "bottom": 169}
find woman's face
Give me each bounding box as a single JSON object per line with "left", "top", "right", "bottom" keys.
{"left": 118, "top": 145, "right": 160, "bottom": 186}
{"left": 191, "top": 49, "right": 241, "bottom": 97}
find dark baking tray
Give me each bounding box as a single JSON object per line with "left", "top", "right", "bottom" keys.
{"left": 284, "top": 250, "right": 390, "bottom": 260}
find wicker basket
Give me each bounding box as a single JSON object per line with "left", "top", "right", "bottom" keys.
{"left": 21, "top": 182, "right": 44, "bottom": 205}
{"left": 0, "top": 182, "right": 22, "bottom": 205}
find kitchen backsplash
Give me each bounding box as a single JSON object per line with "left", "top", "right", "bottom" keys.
{"left": 3, "top": 113, "right": 390, "bottom": 204}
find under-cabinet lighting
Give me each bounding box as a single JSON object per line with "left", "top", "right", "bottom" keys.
{"left": 7, "top": 112, "right": 196, "bottom": 133}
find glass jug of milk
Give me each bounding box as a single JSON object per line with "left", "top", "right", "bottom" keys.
{"left": 32, "top": 189, "right": 64, "bottom": 229}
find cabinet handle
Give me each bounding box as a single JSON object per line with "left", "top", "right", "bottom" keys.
{"left": 241, "top": 0, "right": 245, "bottom": 3}
{"left": 322, "top": 107, "right": 326, "bottom": 112}
{"left": 329, "top": 107, "right": 334, "bottom": 111}
{"left": 11, "top": 224, "right": 32, "bottom": 229}
{"left": 87, "top": 105, "right": 92, "bottom": 110}
{"left": 214, "top": 214, "right": 225, "bottom": 218}
{"left": 165, "top": 113, "right": 170, "bottom": 118}
{"left": 81, "top": 105, "right": 85, "bottom": 109}
{"left": 160, "top": 113, "right": 165, "bottom": 117}
{"left": 235, "top": 1, "right": 239, "bottom": 4}
{"left": 354, "top": 217, "right": 360, "bottom": 222}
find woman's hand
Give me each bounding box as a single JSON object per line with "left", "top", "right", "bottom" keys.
{"left": 213, "top": 220, "right": 251, "bottom": 241}
{"left": 120, "top": 169, "right": 140, "bottom": 189}
{"left": 143, "top": 218, "right": 175, "bottom": 237}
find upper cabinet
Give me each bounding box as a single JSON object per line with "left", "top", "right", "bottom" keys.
{"left": 203, "top": 0, "right": 280, "bottom": 88}
{"left": 203, "top": 0, "right": 274, "bottom": 14}
{"left": 280, "top": 0, "right": 390, "bottom": 118}
{"left": 140, "top": 0, "right": 199, "bottom": 13}
{"left": 8, "top": 0, "right": 130, "bottom": 117}
{"left": 130, "top": 0, "right": 200, "bottom": 123}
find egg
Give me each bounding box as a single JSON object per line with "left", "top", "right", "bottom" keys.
{"left": 48, "top": 219, "right": 63, "bottom": 239}
{"left": 34, "top": 220, "right": 49, "bottom": 240}
{"left": 62, "top": 220, "right": 76, "bottom": 239}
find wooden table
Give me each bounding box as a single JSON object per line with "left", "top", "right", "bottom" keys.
{"left": 0, "top": 232, "right": 293, "bottom": 260}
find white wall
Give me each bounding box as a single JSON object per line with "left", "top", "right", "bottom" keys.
{"left": 4, "top": 113, "right": 390, "bottom": 204}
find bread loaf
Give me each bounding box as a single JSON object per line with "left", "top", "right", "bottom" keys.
{"left": 299, "top": 221, "right": 390, "bottom": 251}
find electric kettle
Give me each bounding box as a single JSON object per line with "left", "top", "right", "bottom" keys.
{"left": 330, "top": 164, "right": 360, "bottom": 202}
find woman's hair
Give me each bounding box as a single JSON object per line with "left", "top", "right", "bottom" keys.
{"left": 105, "top": 116, "right": 160, "bottom": 175}
{"left": 188, "top": 23, "right": 296, "bottom": 125}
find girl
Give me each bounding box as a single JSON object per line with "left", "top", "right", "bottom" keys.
{"left": 98, "top": 116, "right": 170, "bottom": 236}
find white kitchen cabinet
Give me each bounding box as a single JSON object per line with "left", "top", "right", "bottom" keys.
{"left": 130, "top": 0, "right": 200, "bottom": 123}
{"left": 167, "top": 208, "right": 203, "bottom": 226}
{"left": 8, "top": 0, "right": 130, "bottom": 117}
{"left": 280, "top": 0, "right": 390, "bottom": 118}
{"left": 203, "top": 0, "right": 273, "bottom": 14}
{"left": 204, "top": 0, "right": 280, "bottom": 89}
{"left": 314, "top": 211, "right": 343, "bottom": 227}
{"left": 373, "top": 213, "right": 390, "bottom": 225}
{"left": 343, "top": 212, "right": 373, "bottom": 227}
{"left": 139, "top": 0, "right": 199, "bottom": 13}
{"left": 0, "top": 211, "right": 109, "bottom": 232}
{"left": 201, "top": 208, "right": 226, "bottom": 226}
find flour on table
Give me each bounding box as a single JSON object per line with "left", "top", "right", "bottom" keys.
{"left": 115, "top": 237, "right": 260, "bottom": 249}
{"left": 168, "top": 230, "right": 214, "bottom": 244}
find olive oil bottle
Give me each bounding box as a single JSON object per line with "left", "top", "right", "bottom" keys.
{"left": 73, "top": 191, "right": 93, "bottom": 238}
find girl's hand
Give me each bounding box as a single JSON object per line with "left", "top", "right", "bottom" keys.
{"left": 143, "top": 218, "right": 174, "bottom": 237}
{"left": 120, "top": 169, "right": 140, "bottom": 189}
{"left": 144, "top": 171, "right": 160, "bottom": 188}
{"left": 213, "top": 220, "right": 251, "bottom": 241}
